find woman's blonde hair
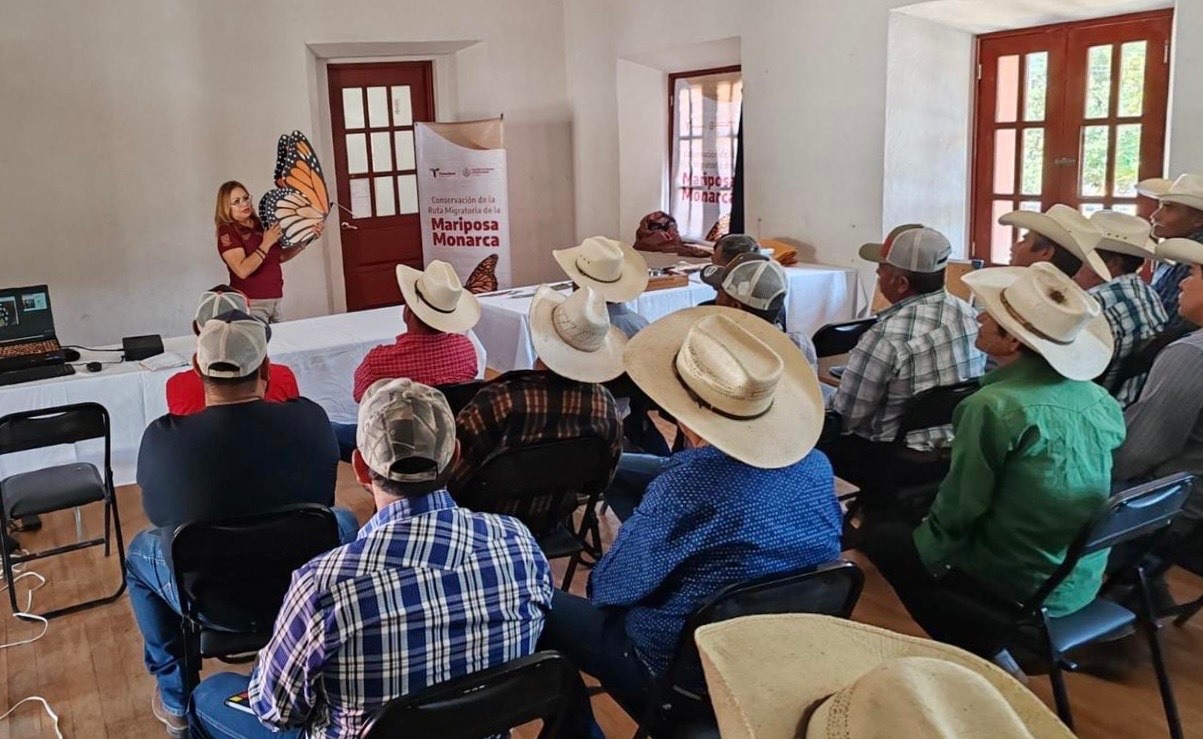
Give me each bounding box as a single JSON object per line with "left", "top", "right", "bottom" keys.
{"left": 214, "top": 180, "right": 258, "bottom": 229}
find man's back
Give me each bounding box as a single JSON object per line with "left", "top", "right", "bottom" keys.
{"left": 249, "top": 492, "right": 553, "bottom": 738}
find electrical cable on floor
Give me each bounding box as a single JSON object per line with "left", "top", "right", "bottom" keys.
{"left": 0, "top": 550, "right": 62, "bottom": 737}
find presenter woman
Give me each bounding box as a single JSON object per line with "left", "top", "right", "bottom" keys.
{"left": 213, "top": 180, "right": 320, "bottom": 323}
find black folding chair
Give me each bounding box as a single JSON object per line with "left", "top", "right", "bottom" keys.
{"left": 811, "top": 318, "right": 878, "bottom": 358}
{"left": 361, "top": 651, "right": 583, "bottom": 739}
{"left": 171, "top": 504, "right": 342, "bottom": 695}
{"left": 437, "top": 380, "right": 486, "bottom": 416}
{"left": 1104, "top": 322, "right": 1194, "bottom": 396}
{"left": 630, "top": 560, "right": 864, "bottom": 739}
{"left": 0, "top": 402, "right": 126, "bottom": 618}
{"left": 455, "top": 437, "right": 616, "bottom": 590}
{"left": 937, "top": 473, "right": 1193, "bottom": 738}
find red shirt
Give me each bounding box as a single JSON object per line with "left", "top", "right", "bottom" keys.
{"left": 353, "top": 332, "right": 479, "bottom": 403}
{"left": 217, "top": 219, "right": 284, "bottom": 299}
{"left": 165, "top": 364, "right": 301, "bottom": 416}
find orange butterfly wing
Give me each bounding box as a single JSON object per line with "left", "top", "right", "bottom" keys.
{"left": 465, "top": 255, "right": 499, "bottom": 294}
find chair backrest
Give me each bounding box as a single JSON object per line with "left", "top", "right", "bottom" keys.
{"left": 1023, "top": 473, "right": 1195, "bottom": 612}
{"left": 456, "top": 437, "right": 614, "bottom": 537}
{"left": 361, "top": 651, "right": 580, "bottom": 739}
{"left": 1106, "top": 323, "right": 1194, "bottom": 394}
{"left": 171, "top": 504, "right": 341, "bottom": 635}
{"left": 811, "top": 318, "right": 879, "bottom": 358}
{"left": 0, "top": 402, "right": 109, "bottom": 456}
{"left": 437, "top": 381, "right": 486, "bottom": 416}
{"left": 893, "top": 380, "right": 980, "bottom": 445}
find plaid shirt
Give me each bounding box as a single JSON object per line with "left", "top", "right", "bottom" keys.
{"left": 1090, "top": 273, "right": 1168, "bottom": 407}
{"left": 353, "top": 331, "right": 478, "bottom": 402}
{"left": 248, "top": 491, "right": 553, "bottom": 739}
{"left": 832, "top": 290, "right": 985, "bottom": 449}
{"left": 449, "top": 370, "right": 622, "bottom": 494}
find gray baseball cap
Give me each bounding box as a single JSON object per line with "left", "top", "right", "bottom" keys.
{"left": 858, "top": 226, "right": 951, "bottom": 274}
{"left": 357, "top": 378, "right": 456, "bottom": 488}
{"left": 701, "top": 252, "right": 788, "bottom": 312}
{"left": 195, "top": 289, "right": 249, "bottom": 327}
{"left": 196, "top": 310, "right": 270, "bottom": 379}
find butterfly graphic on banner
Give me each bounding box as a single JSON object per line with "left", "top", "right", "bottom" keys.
{"left": 464, "top": 255, "right": 499, "bottom": 294}
{"left": 258, "top": 131, "right": 338, "bottom": 248}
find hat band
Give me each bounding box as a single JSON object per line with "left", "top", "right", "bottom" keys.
{"left": 672, "top": 351, "right": 773, "bottom": 421}
{"left": 999, "top": 290, "right": 1074, "bottom": 346}
{"left": 576, "top": 256, "right": 623, "bottom": 284}
{"left": 414, "top": 285, "right": 458, "bottom": 315}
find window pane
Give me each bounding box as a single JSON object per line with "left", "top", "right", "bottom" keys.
{"left": 993, "top": 129, "right": 1016, "bottom": 195}
{"left": 1085, "top": 45, "right": 1113, "bottom": 119}
{"left": 1020, "top": 200, "right": 1042, "bottom": 212}
{"left": 1114, "top": 203, "right": 1138, "bottom": 216}
{"left": 390, "top": 86, "right": 413, "bottom": 126}
{"left": 346, "top": 133, "right": 368, "bottom": 175}
{"left": 1081, "top": 202, "right": 1104, "bottom": 216}
{"left": 373, "top": 176, "right": 395, "bottom": 217}
{"left": 349, "top": 178, "right": 371, "bottom": 219}
{"left": 991, "top": 200, "right": 1015, "bottom": 265}
{"left": 1021, "top": 128, "right": 1044, "bottom": 196}
{"left": 367, "top": 87, "right": 389, "bottom": 128}
{"left": 1118, "top": 41, "right": 1146, "bottom": 117}
{"left": 370, "top": 131, "right": 392, "bottom": 173}
{"left": 397, "top": 174, "right": 418, "bottom": 214}
{"left": 1113, "top": 124, "right": 1141, "bottom": 197}
{"left": 1080, "top": 126, "right": 1110, "bottom": 197}
{"left": 1024, "top": 52, "right": 1048, "bottom": 122}
{"left": 342, "top": 88, "right": 364, "bottom": 130}
{"left": 394, "top": 130, "right": 416, "bottom": 171}
{"left": 996, "top": 55, "right": 1020, "bottom": 123}
{"left": 676, "top": 85, "right": 691, "bottom": 137}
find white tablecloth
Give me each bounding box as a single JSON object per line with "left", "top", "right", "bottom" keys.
{"left": 476, "top": 264, "right": 864, "bottom": 373}
{"left": 0, "top": 307, "right": 486, "bottom": 486}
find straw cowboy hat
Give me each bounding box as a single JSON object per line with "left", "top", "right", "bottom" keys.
{"left": 529, "top": 285, "right": 627, "bottom": 383}
{"left": 999, "top": 204, "right": 1111, "bottom": 280}
{"left": 1156, "top": 237, "right": 1203, "bottom": 265}
{"left": 1086, "top": 210, "right": 1156, "bottom": 259}
{"left": 624, "top": 306, "right": 823, "bottom": 468}
{"left": 695, "top": 615, "right": 1074, "bottom": 739}
{"left": 963, "top": 262, "right": 1113, "bottom": 381}
{"left": 396, "top": 260, "right": 482, "bottom": 334}
{"left": 1138, "top": 173, "right": 1203, "bottom": 213}
{"left": 553, "top": 236, "right": 649, "bottom": 303}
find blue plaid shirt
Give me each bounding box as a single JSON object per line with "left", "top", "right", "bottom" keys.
{"left": 249, "top": 491, "right": 554, "bottom": 738}
{"left": 1090, "top": 273, "right": 1168, "bottom": 407}
{"left": 589, "top": 446, "right": 842, "bottom": 677}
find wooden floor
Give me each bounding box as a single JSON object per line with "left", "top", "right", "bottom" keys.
{"left": 1, "top": 466, "right": 1202, "bottom": 738}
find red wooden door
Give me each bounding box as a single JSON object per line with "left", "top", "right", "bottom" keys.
{"left": 328, "top": 62, "right": 435, "bottom": 311}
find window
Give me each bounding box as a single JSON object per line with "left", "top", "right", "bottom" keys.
{"left": 669, "top": 66, "right": 742, "bottom": 241}
{"left": 971, "top": 11, "right": 1171, "bottom": 264}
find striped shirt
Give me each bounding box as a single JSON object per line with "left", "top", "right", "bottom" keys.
{"left": 832, "top": 290, "right": 985, "bottom": 449}
{"left": 248, "top": 491, "right": 553, "bottom": 738}
{"left": 1090, "top": 273, "right": 1168, "bottom": 407}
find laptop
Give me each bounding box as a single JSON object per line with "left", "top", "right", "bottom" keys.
{"left": 0, "top": 285, "right": 69, "bottom": 374}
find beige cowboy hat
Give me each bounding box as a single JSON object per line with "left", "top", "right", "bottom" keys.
{"left": 1156, "top": 237, "right": 1203, "bottom": 265}
{"left": 695, "top": 615, "right": 1074, "bottom": 739}
{"left": 1087, "top": 210, "right": 1156, "bottom": 259}
{"left": 999, "top": 204, "right": 1111, "bottom": 280}
{"left": 1138, "top": 173, "right": 1203, "bottom": 212}
{"left": 553, "top": 236, "right": 649, "bottom": 303}
{"left": 396, "top": 260, "right": 482, "bottom": 334}
{"left": 624, "top": 307, "right": 823, "bottom": 468}
{"left": 529, "top": 285, "right": 627, "bottom": 383}
{"left": 963, "top": 262, "right": 1113, "bottom": 381}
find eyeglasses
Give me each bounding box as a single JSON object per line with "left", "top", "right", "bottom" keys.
{"left": 230, "top": 195, "right": 253, "bottom": 207}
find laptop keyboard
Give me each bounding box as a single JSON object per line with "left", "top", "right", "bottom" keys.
{"left": 0, "top": 340, "right": 61, "bottom": 358}
{"left": 0, "top": 363, "right": 75, "bottom": 387}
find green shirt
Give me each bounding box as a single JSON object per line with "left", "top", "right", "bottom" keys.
{"left": 913, "top": 354, "right": 1126, "bottom": 616}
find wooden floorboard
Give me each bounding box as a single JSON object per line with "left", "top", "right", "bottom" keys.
{"left": 0, "top": 465, "right": 1200, "bottom": 738}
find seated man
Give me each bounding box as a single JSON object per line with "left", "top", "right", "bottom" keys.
{"left": 1139, "top": 174, "right": 1203, "bottom": 323}
{"left": 1071, "top": 210, "right": 1167, "bottom": 405}
{"left": 129, "top": 311, "right": 356, "bottom": 737}
{"left": 822, "top": 227, "right": 985, "bottom": 491}
{"left": 449, "top": 285, "right": 623, "bottom": 493}
{"left": 554, "top": 235, "right": 651, "bottom": 339}
{"left": 165, "top": 286, "right": 300, "bottom": 415}
{"left": 334, "top": 260, "right": 481, "bottom": 459}
{"left": 1001, "top": 203, "right": 1111, "bottom": 280}
{"left": 540, "top": 308, "right": 842, "bottom": 737}
{"left": 865, "top": 263, "right": 1125, "bottom": 659}
{"left": 190, "top": 378, "right": 554, "bottom": 738}
{"left": 697, "top": 233, "right": 765, "bottom": 308}
{"left": 632, "top": 210, "right": 710, "bottom": 258}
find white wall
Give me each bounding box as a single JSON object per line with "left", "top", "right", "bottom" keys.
{"left": 0, "top": 0, "right": 573, "bottom": 346}
{"left": 616, "top": 60, "right": 668, "bottom": 241}
{"left": 1167, "top": 0, "right": 1203, "bottom": 174}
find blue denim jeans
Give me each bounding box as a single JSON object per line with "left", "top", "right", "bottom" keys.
{"left": 189, "top": 672, "right": 300, "bottom": 739}
{"left": 332, "top": 422, "right": 357, "bottom": 463}
{"left": 603, "top": 453, "right": 672, "bottom": 523}
{"left": 126, "top": 508, "right": 360, "bottom": 715}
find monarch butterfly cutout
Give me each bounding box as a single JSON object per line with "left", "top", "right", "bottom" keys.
{"left": 259, "top": 131, "right": 331, "bottom": 248}
{"left": 464, "top": 255, "right": 499, "bottom": 294}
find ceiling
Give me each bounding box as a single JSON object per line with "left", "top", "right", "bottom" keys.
{"left": 894, "top": 0, "right": 1172, "bottom": 33}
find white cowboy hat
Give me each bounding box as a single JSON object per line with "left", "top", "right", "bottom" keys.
{"left": 1087, "top": 210, "right": 1156, "bottom": 259}
{"left": 396, "top": 261, "right": 482, "bottom": 334}
{"left": 553, "top": 236, "right": 649, "bottom": 303}
{"left": 1137, "top": 173, "right": 1203, "bottom": 212}
{"left": 529, "top": 285, "right": 627, "bottom": 383}
{"left": 999, "top": 204, "right": 1111, "bottom": 280}
{"left": 963, "top": 262, "right": 1113, "bottom": 381}
{"left": 695, "top": 615, "right": 1074, "bottom": 739}
{"left": 624, "top": 307, "right": 823, "bottom": 468}
{"left": 1155, "top": 237, "right": 1203, "bottom": 265}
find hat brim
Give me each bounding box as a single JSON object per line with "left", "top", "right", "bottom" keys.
{"left": 963, "top": 267, "right": 1114, "bottom": 381}
{"left": 1156, "top": 237, "right": 1203, "bottom": 266}
{"left": 1137, "top": 178, "right": 1203, "bottom": 212}
{"left": 695, "top": 615, "right": 1074, "bottom": 739}
{"left": 999, "top": 211, "right": 1111, "bottom": 281}
{"left": 624, "top": 306, "right": 823, "bottom": 469}
{"left": 553, "top": 241, "right": 649, "bottom": 303}
{"left": 529, "top": 287, "right": 627, "bottom": 383}
{"left": 857, "top": 241, "right": 886, "bottom": 263}
{"left": 397, "top": 264, "right": 481, "bottom": 334}
{"left": 1095, "top": 236, "right": 1157, "bottom": 260}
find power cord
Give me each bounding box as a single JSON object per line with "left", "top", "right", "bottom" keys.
{"left": 61, "top": 345, "right": 122, "bottom": 353}
{"left": 0, "top": 551, "right": 61, "bottom": 737}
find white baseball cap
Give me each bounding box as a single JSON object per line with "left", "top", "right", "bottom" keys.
{"left": 195, "top": 310, "right": 270, "bottom": 379}
{"left": 859, "top": 227, "right": 951, "bottom": 273}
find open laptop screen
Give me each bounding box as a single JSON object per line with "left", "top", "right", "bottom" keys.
{"left": 0, "top": 285, "right": 57, "bottom": 344}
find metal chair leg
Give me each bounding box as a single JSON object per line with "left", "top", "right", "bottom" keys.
{"left": 1172, "top": 595, "right": 1203, "bottom": 626}
{"left": 0, "top": 541, "right": 19, "bottom": 615}
{"left": 561, "top": 554, "right": 580, "bottom": 591}
{"left": 1040, "top": 613, "right": 1074, "bottom": 730}
{"left": 1137, "top": 567, "right": 1184, "bottom": 739}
